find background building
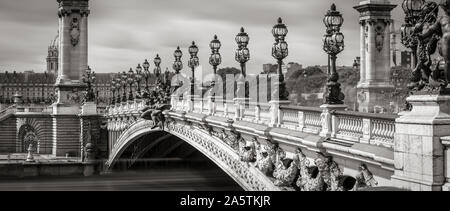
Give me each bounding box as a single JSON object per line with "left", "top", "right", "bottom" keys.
{"left": 0, "top": 36, "right": 114, "bottom": 108}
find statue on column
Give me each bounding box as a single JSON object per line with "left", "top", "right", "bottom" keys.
{"left": 410, "top": 0, "right": 450, "bottom": 92}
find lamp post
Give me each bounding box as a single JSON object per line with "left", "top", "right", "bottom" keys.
{"left": 188, "top": 41, "right": 199, "bottom": 102}
{"left": 172, "top": 46, "right": 183, "bottom": 94}
{"left": 120, "top": 71, "right": 128, "bottom": 102}
{"left": 164, "top": 68, "right": 171, "bottom": 92}
{"left": 235, "top": 27, "right": 250, "bottom": 98}
{"left": 154, "top": 54, "right": 162, "bottom": 86}
{"left": 322, "top": 4, "right": 345, "bottom": 105}
{"left": 115, "top": 76, "right": 122, "bottom": 104}
{"left": 143, "top": 59, "right": 151, "bottom": 92}
{"left": 135, "top": 64, "right": 143, "bottom": 99}
{"left": 272, "top": 17, "right": 290, "bottom": 101}
{"left": 209, "top": 35, "right": 222, "bottom": 99}
{"left": 400, "top": 0, "right": 425, "bottom": 79}
{"left": 82, "top": 66, "right": 96, "bottom": 103}
{"left": 111, "top": 80, "right": 117, "bottom": 105}
{"left": 127, "top": 68, "right": 135, "bottom": 101}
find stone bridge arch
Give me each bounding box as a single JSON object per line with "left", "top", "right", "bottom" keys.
{"left": 106, "top": 119, "right": 279, "bottom": 191}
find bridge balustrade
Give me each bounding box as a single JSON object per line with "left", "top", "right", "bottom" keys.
{"left": 170, "top": 97, "right": 397, "bottom": 149}
{"left": 106, "top": 97, "right": 397, "bottom": 149}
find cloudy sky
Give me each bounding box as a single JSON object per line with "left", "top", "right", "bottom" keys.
{"left": 0, "top": 0, "right": 414, "bottom": 75}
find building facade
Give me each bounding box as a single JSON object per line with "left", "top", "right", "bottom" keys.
{"left": 0, "top": 37, "right": 113, "bottom": 109}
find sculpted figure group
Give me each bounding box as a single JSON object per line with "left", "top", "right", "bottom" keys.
{"left": 217, "top": 132, "right": 378, "bottom": 191}
{"left": 408, "top": 0, "right": 450, "bottom": 92}
{"left": 140, "top": 82, "right": 172, "bottom": 130}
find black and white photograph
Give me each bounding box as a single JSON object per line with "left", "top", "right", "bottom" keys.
{"left": 0, "top": 0, "right": 449, "bottom": 201}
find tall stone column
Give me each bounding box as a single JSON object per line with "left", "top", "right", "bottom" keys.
{"left": 52, "top": 0, "right": 90, "bottom": 157}
{"left": 359, "top": 21, "right": 366, "bottom": 85}
{"left": 53, "top": 0, "right": 90, "bottom": 113}
{"left": 354, "top": 0, "right": 396, "bottom": 113}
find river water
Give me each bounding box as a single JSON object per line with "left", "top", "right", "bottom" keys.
{"left": 0, "top": 168, "right": 243, "bottom": 191}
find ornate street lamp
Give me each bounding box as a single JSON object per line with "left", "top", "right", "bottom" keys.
{"left": 115, "top": 76, "right": 122, "bottom": 103}
{"left": 111, "top": 79, "right": 117, "bottom": 105}
{"left": 127, "top": 68, "right": 135, "bottom": 101}
{"left": 120, "top": 71, "right": 128, "bottom": 102}
{"left": 235, "top": 27, "right": 250, "bottom": 77}
{"left": 235, "top": 27, "right": 250, "bottom": 99}
{"left": 154, "top": 54, "right": 162, "bottom": 85}
{"left": 143, "top": 59, "right": 151, "bottom": 91}
{"left": 272, "top": 17, "right": 290, "bottom": 101}
{"left": 135, "top": 64, "right": 143, "bottom": 99}
{"left": 209, "top": 35, "right": 222, "bottom": 99}
{"left": 400, "top": 0, "right": 425, "bottom": 71}
{"left": 164, "top": 67, "right": 171, "bottom": 90}
{"left": 82, "top": 66, "right": 96, "bottom": 103}
{"left": 322, "top": 4, "right": 345, "bottom": 105}
{"left": 188, "top": 41, "right": 199, "bottom": 101}
{"left": 172, "top": 46, "right": 183, "bottom": 92}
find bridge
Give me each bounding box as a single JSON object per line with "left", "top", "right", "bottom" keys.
{"left": 1, "top": 0, "right": 450, "bottom": 192}
{"left": 105, "top": 95, "right": 400, "bottom": 191}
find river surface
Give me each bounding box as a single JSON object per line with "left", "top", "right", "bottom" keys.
{"left": 0, "top": 168, "right": 243, "bottom": 191}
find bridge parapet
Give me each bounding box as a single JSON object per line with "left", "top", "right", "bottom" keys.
{"left": 171, "top": 97, "right": 397, "bottom": 149}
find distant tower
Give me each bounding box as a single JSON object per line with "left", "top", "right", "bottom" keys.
{"left": 354, "top": 0, "right": 396, "bottom": 113}
{"left": 46, "top": 33, "right": 59, "bottom": 75}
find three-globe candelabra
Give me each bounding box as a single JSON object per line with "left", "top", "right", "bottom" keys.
{"left": 322, "top": 4, "right": 345, "bottom": 105}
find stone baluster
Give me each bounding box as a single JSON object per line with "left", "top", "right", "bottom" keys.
{"left": 319, "top": 104, "right": 347, "bottom": 138}
{"left": 254, "top": 105, "right": 261, "bottom": 123}
{"left": 207, "top": 96, "right": 216, "bottom": 115}
{"left": 442, "top": 137, "right": 450, "bottom": 191}
{"left": 298, "top": 111, "right": 305, "bottom": 132}
{"left": 331, "top": 114, "right": 339, "bottom": 138}
{"left": 223, "top": 102, "right": 229, "bottom": 118}
{"left": 362, "top": 118, "right": 372, "bottom": 144}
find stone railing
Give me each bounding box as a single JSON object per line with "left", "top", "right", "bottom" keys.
{"left": 170, "top": 97, "right": 397, "bottom": 148}
{"left": 107, "top": 99, "right": 146, "bottom": 117}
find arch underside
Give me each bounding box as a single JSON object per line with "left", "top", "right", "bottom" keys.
{"left": 107, "top": 120, "right": 280, "bottom": 191}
